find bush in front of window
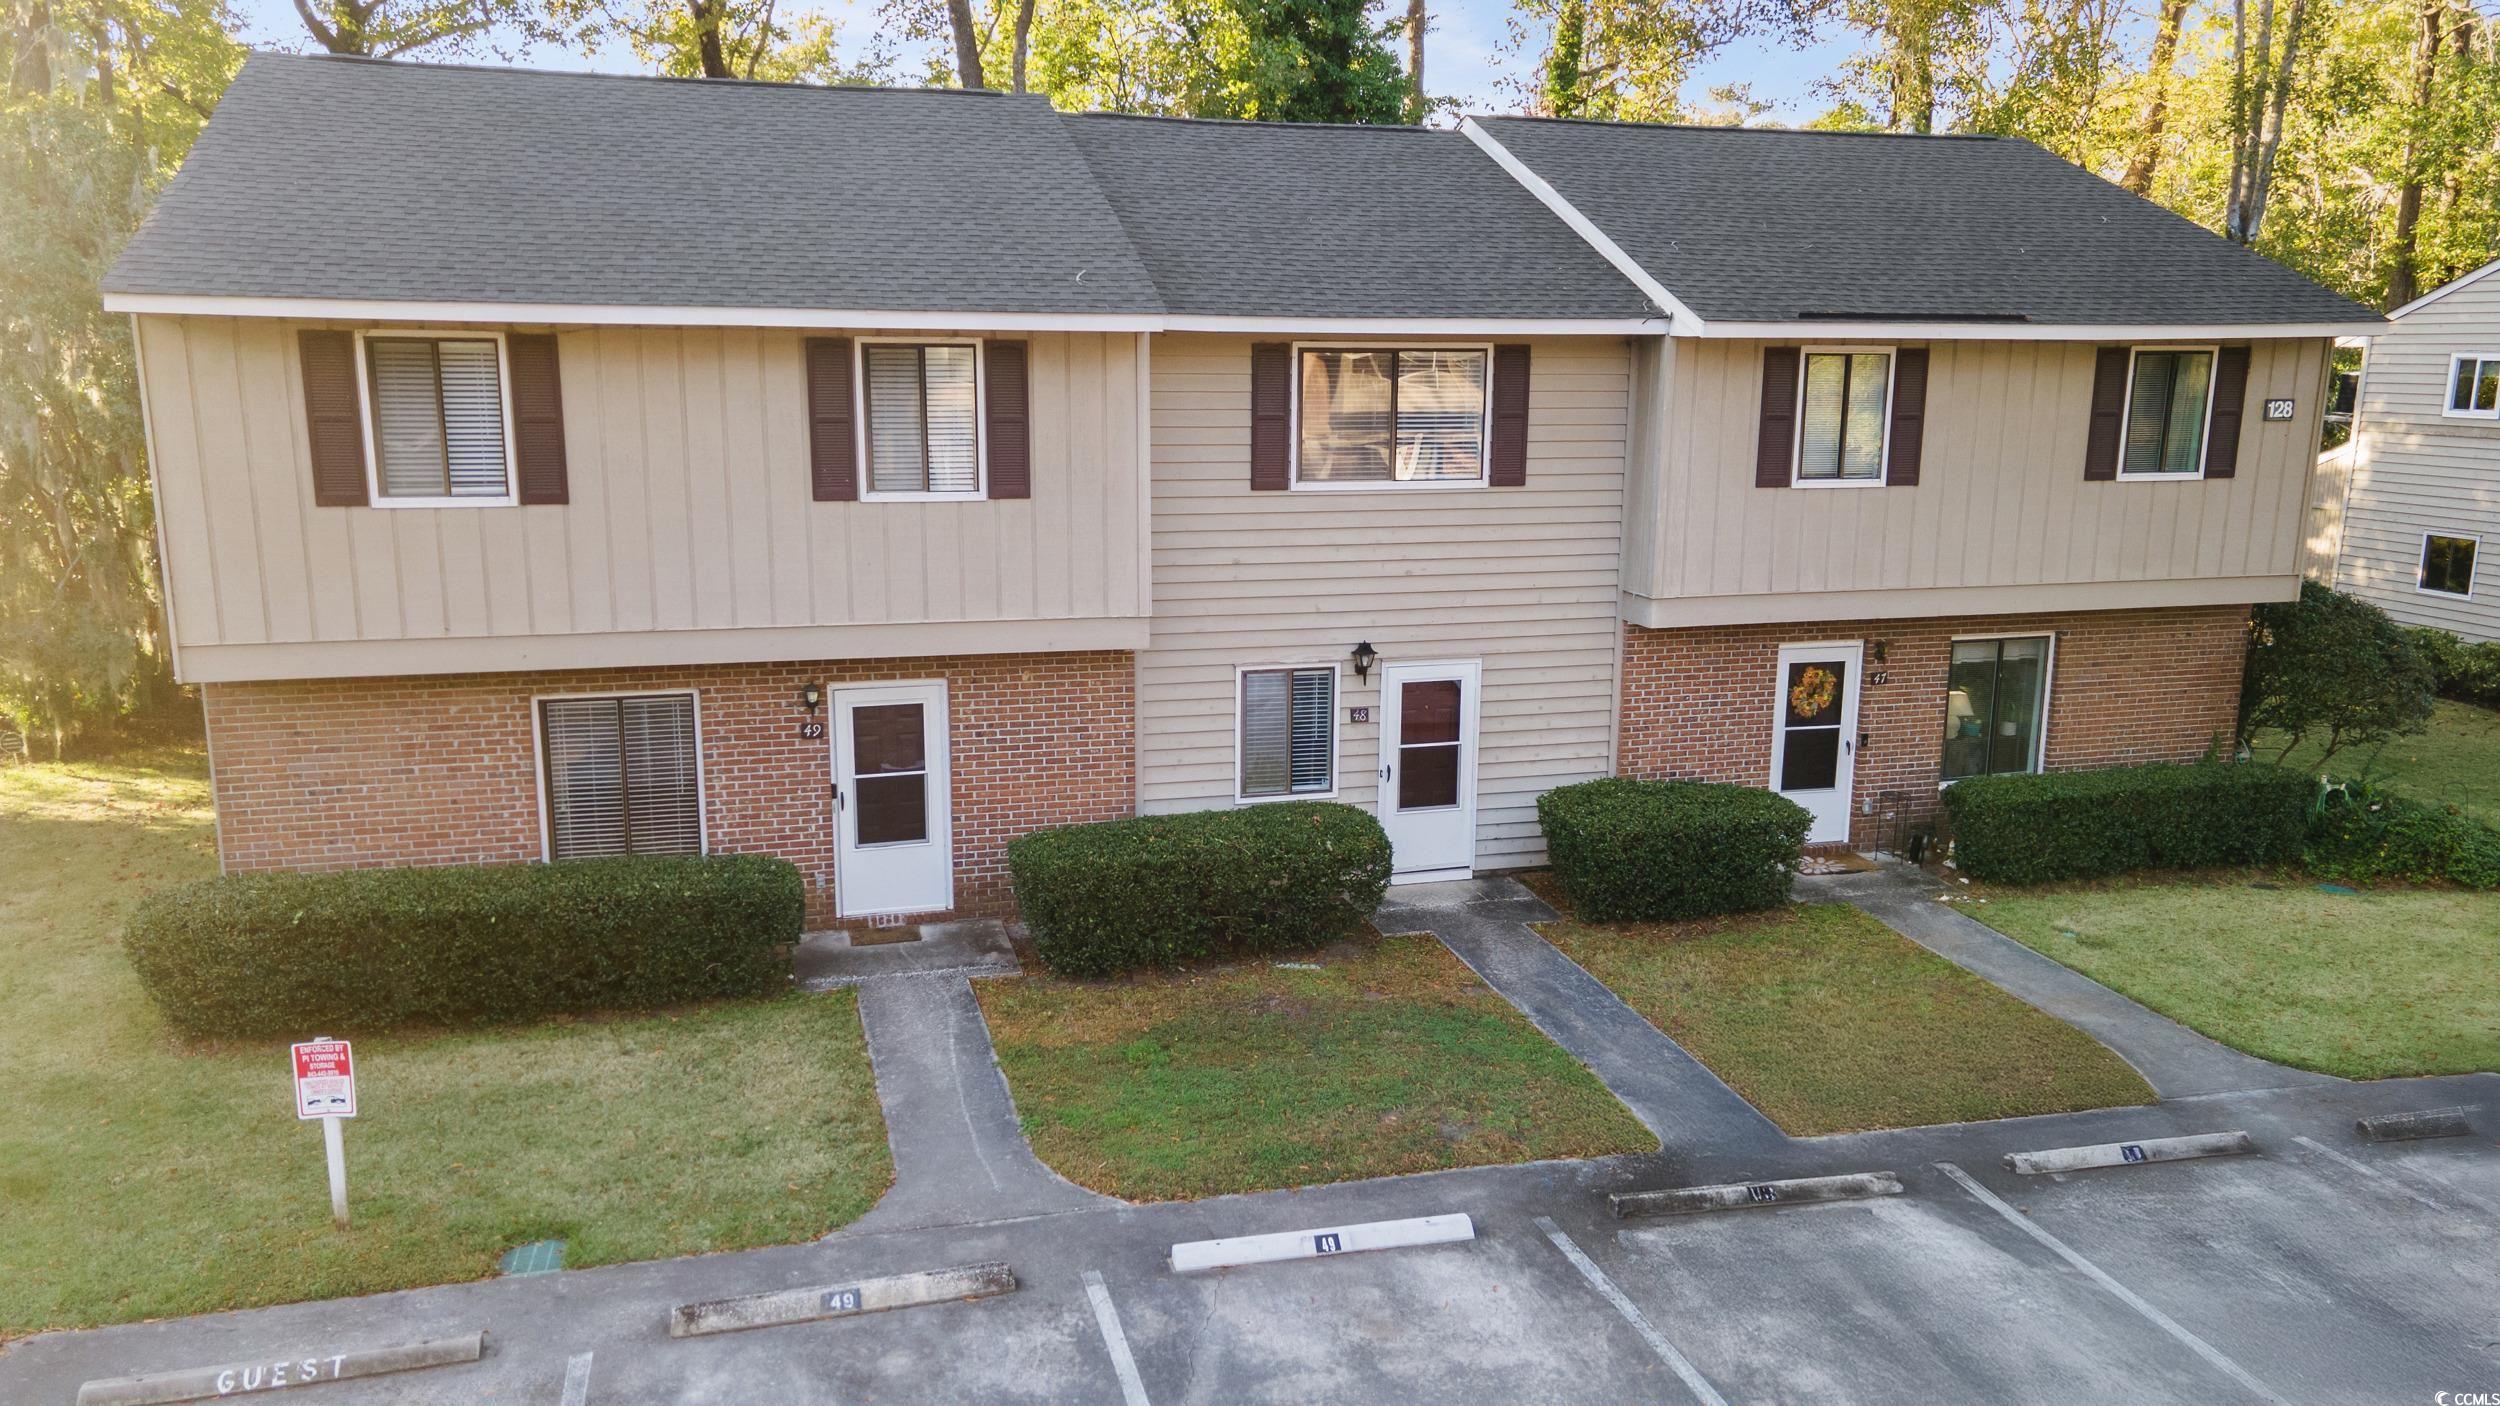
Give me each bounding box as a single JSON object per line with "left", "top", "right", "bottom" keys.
{"left": 1941, "top": 762, "right": 2313, "bottom": 885}
{"left": 1008, "top": 802, "right": 1391, "bottom": 977}
{"left": 125, "top": 854, "right": 803, "bottom": 1038}
{"left": 2408, "top": 626, "right": 2500, "bottom": 710}
{"left": 2305, "top": 784, "right": 2500, "bottom": 891}
{"left": 2240, "top": 582, "right": 2435, "bottom": 770}
{"left": 1536, "top": 779, "right": 1812, "bottom": 922}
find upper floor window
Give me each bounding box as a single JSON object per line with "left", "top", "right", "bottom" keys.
{"left": 863, "top": 340, "right": 982, "bottom": 498}
{"left": 1943, "top": 636, "right": 2051, "bottom": 782}
{"left": 1296, "top": 346, "right": 1488, "bottom": 488}
{"left": 2118, "top": 347, "right": 2215, "bottom": 477}
{"left": 1238, "top": 665, "right": 1336, "bottom": 800}
{"left": 2447, "top": 354, "right": 2500, "bottom": 419}
{"left": 2421, "top": 534, "right": 2478, "bottom": 597}
{"left": 1795, "top": 349, "right": 1891, "bottom": 485}
{"left": 539, "top": 692, "right": 704, "bottom": 859}
{"left": 362, "top": 333, "right": 514, "bottom": 504}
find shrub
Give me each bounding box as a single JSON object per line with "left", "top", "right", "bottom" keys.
{"left": 2408, "top": 627, "right": 2500, "bottom": 709}
{"left": 126, "top": 854, "right": 802, "bottom": 1037}
{"left": 1009, "top": 802, "right": 1391, "bottom": 977}
{"left": 2306, "top": 784, "right": 2500, "bottom": 890}
{"left": 2241, "top": 582, "right": 2435, "bottom": 768}
{"left": 1941, "top": 762, "right": 2312, "bottom": 884}
{"left": 1537, "top": 779, "right": 1811, "bottom": 922}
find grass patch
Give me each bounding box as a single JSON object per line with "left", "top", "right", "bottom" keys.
{"left": 976, "top": 931, "right": 1653, "bottom": 1200}
{"left": 0, "top": 750, "right": 891, "bottom": 1336}
{"left": 1974, "top": 875, "right": 2500, "bottom": 1079}
{"left": 1538, "top": 903, "right": 2156, "bottom": 1135}
{"left": 2260, "top": 698, "right": 2500, "bottom": 825}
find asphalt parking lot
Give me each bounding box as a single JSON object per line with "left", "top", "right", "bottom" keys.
{"left": 11, "top": 1079, "right": 2495, "bottom": 1406}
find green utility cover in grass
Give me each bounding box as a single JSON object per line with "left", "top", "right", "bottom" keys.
{"left": 498, "top": 1240, "right": 566, "bottom": 1276}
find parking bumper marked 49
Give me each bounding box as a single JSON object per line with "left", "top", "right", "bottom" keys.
{"left": 2003, "top": 1131, "right": 2254, "bottom": 1176}
{"left": 1533, "top": 1217, "right": 1729, "bottom": 1406}
{"left": 1169, "top": 1213, "right": 1474, "bottom": 1273}
{"left": 1935, "top": 1162, "right": 2291, "bottom": 1406}
{"left": 1083, "top": 1270, "right": 1153, "bottom": 1406}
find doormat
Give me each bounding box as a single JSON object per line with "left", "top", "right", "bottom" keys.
{"left": 1798, "top": 850, "right": 1878, "bottom": 875}
{"left": 499, "top": 1240, "right": 566, "bottom": 1276}
{"left": 849, "top": 913, "right": 924, "bottom": 945}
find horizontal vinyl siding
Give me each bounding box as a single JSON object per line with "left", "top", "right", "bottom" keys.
{"left": 1631, "top": 337, "right": 2331, "bottom": 604}
{"left": 1138, "top": 333, "right": 1630, "bottom": 871}
{"left": 139, "top": 316, "right": 1147, "bottom": 674}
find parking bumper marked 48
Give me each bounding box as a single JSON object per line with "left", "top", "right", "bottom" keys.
{"left": 1533, "top": 1217, "right": 1729, "bottom": 1406}
{"left": 1083, "top": 1270, "right": 1153, "bottom": 1406}
{"left": 1936, "top": 1162, "right": 2291, "bottom": 1406}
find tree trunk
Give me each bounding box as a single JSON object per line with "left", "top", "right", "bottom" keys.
{"left": 2120, "top": 0, "right": 2190, "bottom": 194}
{"left": 948, "top": 0, "right": 987, "bottom": 88}
{"left": 1406, "top": 0, "right": 1426, "bottom": 119}
{"left": 1887, "top": 11, "right": 1935, "bottom": 133}
{"left": 2386, "top": 0, "right": 2447, "bottom": 309}
{"left": 686, "top": 0, "right": 731, "bottom": 76}
{"left": 2242, "top": 0, "right": 2307, "bottom": 240}
{"left": 2224, "top": 0, "right": 2253, "bottom": 238}
{"left": 1011, "top": 0, "right": 1035, "bottom": 91}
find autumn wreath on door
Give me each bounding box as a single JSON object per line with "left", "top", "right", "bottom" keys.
{"left": 1789, "top": 665, "right": 1839, "bottom": 721}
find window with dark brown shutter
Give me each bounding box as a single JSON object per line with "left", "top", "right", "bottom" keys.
{"left": 1250, "top": 342, "right": 1291, "bottom": 491}
{"left": 1755, "top": 346, "right": 1801, "bottom": 488}
{"left": 1489, "top": 344, "right": 1530, "bottom": 487}
{"left": 2083, "top": 346, "right": 2130, "bottom": 480}
{"left": 985, "top": 340, "right": 1030, "bottom": 499}
{"left": 805, "top": 336, "right": 857, "bottom": 502}
{"left": 1887, "top": 347, "right": 1928, "bottom": 486}
{"left": 2203, "top": 345, "right": 2251, "bottom": 479}
{"left": 299, "top": 329, "right": 368, "bottom": 506}
{"left": 508, "top": 332, "right": 568, "bottom": 504}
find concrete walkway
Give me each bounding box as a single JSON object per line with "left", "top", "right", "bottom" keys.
{"left": 1376, "top": 877, "right": 1792, "bottom": 1158}
{"left": 1805, "top": 864, "right": 2343, "bottom": 1100}
{"left": 793, "top": 918, "right": 1019, "bottom": 990}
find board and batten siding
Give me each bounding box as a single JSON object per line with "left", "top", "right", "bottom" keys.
{"left": 136, "top": 315, "right": 1150, "bottom": 682}
{"left": 1624, "top": 337, "right": 2333, "bottom": 625}
{"left": 2333, "top": 275, "right": 2500, "bottom": 641}
{"left": 1136, "top": 333, "right": 1631, "bottom": 871}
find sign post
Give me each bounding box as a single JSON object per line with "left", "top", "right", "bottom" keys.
{"left": 291, "top": 1037, "right": 357, "bottom": 1230}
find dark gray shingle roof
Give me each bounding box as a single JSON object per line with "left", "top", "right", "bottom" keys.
{"left": 104, "top": 53, "right": 1166, "bottom": 315}
{"left": 1063, "top": 114, "right": 1656, "bottom": 319}
{"left": 1474, "top": 117, "right": 2377, "bottom": 327}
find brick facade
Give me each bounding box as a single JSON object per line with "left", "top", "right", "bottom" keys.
{"left": 1619, "top": 605, "right": 2250, "bottom": 850}
{"left": 202, "top": 651, "right": 1135, "bottom": 924}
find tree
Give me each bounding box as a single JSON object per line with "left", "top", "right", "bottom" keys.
{"left": 553, "top": 0, "right": 857, "bottom": 82}
{"left": 2220, "top": 0, "right": 2319, "bottom": 243}
{"left": 1400, "top": 0, "right": 1424, "bottom": 119}
{"left": 2121, "top": 0, "right": 2191, "bottom": 191}
{"left": 1232, "top": 0, "right": 1409, "bottom": 121}
{"left": 288, "top": 0, "right": 553, "bottom": 58}
{"left": 2240, "top": 581, "right": 2437, "bottom": 770}
{"left": 1542, "top": 0, "right": 1586, "bottom": 113}
{"left": 1508, "top": 0, "right": 1758, "bottom": 119}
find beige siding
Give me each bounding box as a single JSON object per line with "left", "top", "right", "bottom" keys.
{"left": 137, "top": 316, "right": 1150, "bottom": 680}
{"left": 1625, "top": 337, "right": 2332, "bottom": 623}
{"left": 1137, "top": 334, "right": 1631, "bottom": 871}
{"left": 2334, "top": 277, "right": 2500, "bottom": 640}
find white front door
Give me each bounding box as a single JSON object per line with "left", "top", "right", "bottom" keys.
{"left": 1770, "top": 643, "right": 1862, "bottom": 845}
{"left": 830, "top": 681, "right": 952, "bottom": 918}
{"left": 1378, "top": 660, "right": 1481, "bottom": 882}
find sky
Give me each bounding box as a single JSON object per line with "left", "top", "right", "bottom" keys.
{"left": 227, "top": 0, "right": 1860, "bottom": 123}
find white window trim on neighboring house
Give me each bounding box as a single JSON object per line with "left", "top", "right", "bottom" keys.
{"left": 1288, "top": 341, "right": 1496, "bottom": 493}
{"left": 2113, "top": 344, "right": 2223, "bottom": 482}
{"left": 354, "top": 328, "right": 519, "bottom": 508}
{"left": 1232, "top": 662, "right": 1342, "bottom": 803}
{"left": 2417, "top": 531, "right": 2480, "bottom": 598}
{"left": 1790, "top": 344, "right": 1896, "bottom": 489}
{"left": 854, "top": 334, "right": 988, "bottom": 502}
{"left": 529, "top": 687, "right": 709, "bottom": 862}
{"left": 2442, "top": 351, "right": 2500, "bottom": 420}
{"left": 1938, "top": 630, "right": 2058, "bottom": 788}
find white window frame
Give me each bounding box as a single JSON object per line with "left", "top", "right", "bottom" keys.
{"left": 1232, "top": 661, "right": 1342, "bottom": 804}
{"left": 855, "top": 335, "right": 987, "bottom": 502}
{"left": 2112, "top": 344, "right": 2223, "bottom": 482}
{"left": 529, "top": 687, "right": 709, "bottom": 862}
{"left": 1288, "top": 341, "right": 1496, "bottom": 493}
{"left": 1938, "top": 630, "right": 2058, "bottom": 788}
{"left": 2417, "top": 531, "right": 2480, "bottom": 598}
{"left": 353, "top": 328, "right": 520, "bottom": 508}
{"left": 2442, "top": 351, "right": 2500, "bottom": 420}
{"left": 1790, "top": 344, "right": 1896, "bottom": 489}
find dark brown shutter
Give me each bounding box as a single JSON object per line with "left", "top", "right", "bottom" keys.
{"left": 298, "top": 330, "right": 368, "bottom": 506}
{"left": 2084, "top": 345, "right": 2130, "bottom": 481}
{"left": 1755, "top": 346, "right": 1800, "bottom": 488}
{"left": 508, "top": 332, "right": 569, "bottom": 505}
{"left": 1250, "top": 342, "right": 1292, "bottom": 491}
{"left": 985, "top": 340, "right": 1030, "bottom": 499}
{"left": 1886, "top": 346, "right": 1928, "bottom": 487}
{"left": 2204, "top": 344, "right": 2251, "bottom": 479}
{"left": 1489, "top": 344, "right": 1531, "bottom": 487}
{"left": 805, "top": 336, "right": 857, "bottom": 502}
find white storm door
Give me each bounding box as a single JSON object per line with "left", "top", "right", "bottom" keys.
{"left": 831, "top": 681, "right": 952, "bottom": 918}
{"left": 1378, "top": 660, "right": 1481, "bottom": 881}
{"left": 1770, "top": 642, "right": 1862, "bottom": 846}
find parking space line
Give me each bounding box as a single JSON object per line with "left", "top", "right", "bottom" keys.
{"left": 1083, "top": 1270, "right": 1152, "bottom": 1406}
{"left": 1936, "top": 1162, "right": 2290, "bottom": 1406}
{"left": 559, "top": 1351, "right": 593, "bottom": 1406}
{"left": 2290, "top": 1135, "right": 2492, "bottom": 1219}
{"left": 1533, "top": 1217, "right": 1728, "bottom": 1406}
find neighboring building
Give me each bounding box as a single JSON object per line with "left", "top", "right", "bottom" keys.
{"left": 2326, "top": 256, "right": 2500, "bottom": 640}
{"left": 105, "top": 55, "right": 2378, "bottom": 920}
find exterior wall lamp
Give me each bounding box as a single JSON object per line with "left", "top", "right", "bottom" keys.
{"left": 1350, "top": 641, "right": 1378, "bottom": 682}
{"left": 798, "top": 683, "right": 823, "bottom": 713}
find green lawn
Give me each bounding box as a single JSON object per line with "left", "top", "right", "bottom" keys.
{"left": 976, "top": 931, "right": 1653, "bottom": 1200}
{"left": 2260, "top": 698, "right": 2500, "bottom": 825}
{"left": 0, "top": 750, "right": 891, "bottom": 1337}
{"left": 1539, "top": 904, "right": 2156, "bottom": 1135}
{"left": 1976, "top": 877, "right": 2500, "bottom": 1079}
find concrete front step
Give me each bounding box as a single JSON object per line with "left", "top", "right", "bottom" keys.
{"left": 793, "top": 918, "right": 1020, "bottom": 990}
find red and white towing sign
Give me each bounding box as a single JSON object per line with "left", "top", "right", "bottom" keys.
{"left": 291, "top": 1039, "right": 357, "bottom": 1120}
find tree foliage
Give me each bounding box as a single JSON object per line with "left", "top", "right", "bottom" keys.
{"left": 2241, "top": 581, "right": 2437, "bottom": 769}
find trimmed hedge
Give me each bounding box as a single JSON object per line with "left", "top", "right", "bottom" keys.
{"left": 126, "top": 854, "right": 802, "bottom": 1037}
{"left": 1008, "top": 802, "right": 1390, "bottom": 977}
{"left": 1537, "top": 779, "right": 1811, "bottom": 922}
{"left": 2306, "top": 787, "right": 2500, "bottom": 890}
{"left": 2408, "top": 626, "right": 2500, "bottom": 709}
{"left": 1941, "top": 761, "right": 2312, "bottom": 884}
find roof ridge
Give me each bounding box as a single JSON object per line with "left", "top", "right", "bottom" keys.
{"left": 1066, "top": 110, "right": 1454, "bottom": 134}
{"left": 1477, "top": 112, "right": 2001, "bottom": 142}
{"left": 242, "top": 49, "right": 1023, "bottom": 100}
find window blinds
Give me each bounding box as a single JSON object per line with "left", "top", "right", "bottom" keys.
{"left": 367, "top": 337, "right": 508, "bottom": 498}
{"left": 865, "top": 343, "right": 980, "bottom": 494}
{"left": 1240, "top": 667, "right": 1334, "bottom": 797}
{"left": 541, "top": 694, "right": 701, "bottom": 859}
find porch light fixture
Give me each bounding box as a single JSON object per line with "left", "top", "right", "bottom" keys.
{"left": 1350, "top": 642, "right": 1378, "bottom": 682}
{"left": 798, "top": 683, "right": 823, "bottom": 713}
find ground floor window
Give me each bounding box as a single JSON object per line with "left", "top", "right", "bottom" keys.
{"left": 1239, "top": 666, "right": 1336, "bottom": 799}
{"left": 1943, "top": 637, "right": 2050, "bottom": 781}
{"left": 539, "top": 692, "right": 703, "bottom": 858}
{"left": 2420, "top": 534, "right": 2478, "bottom": 597}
